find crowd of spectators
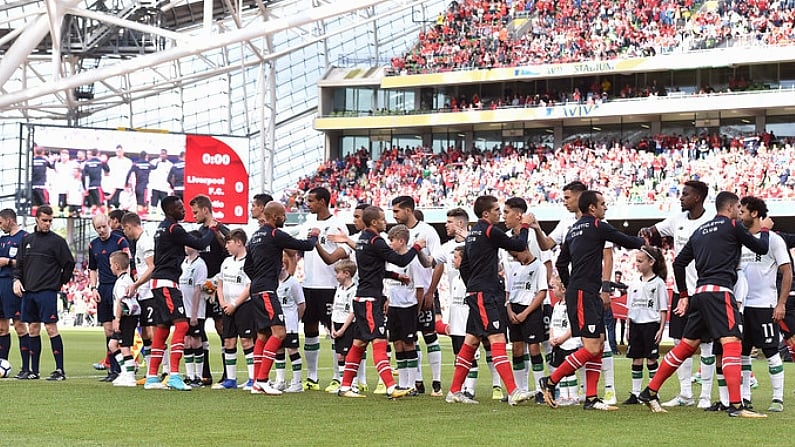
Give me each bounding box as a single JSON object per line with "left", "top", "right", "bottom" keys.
{"left": 390, "top": 0, "right": 795, "bottom": 75}
{"left": 287, "top": 130, "right": 794, "bottom": 212}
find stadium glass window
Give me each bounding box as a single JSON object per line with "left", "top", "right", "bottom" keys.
{"left": 525, "top": 128, "right": 554, "bottom": 151}
{"left": 473, "top": 130, "right": 501, "bottom": 152}
{"left": 765, "top": 115, "right": 795, "bottom": 140}
{"left": 780, "top": 62, "right": 795, "bottom": 88}
{"left": 719, "top": 117, "right": 755, "bottom": 138}
{"left": 392, "top": 134, "right": 423, "bottom": 150}
{"left": 340, "top": 135, "right": 370, "bottom": 157}
{"left": 432, "top": 133, "right": 458, "bottom": 152}
{"left": 660, "top": 120, "right": 696, "bottom": 138}
{"left": 749, "top": 64, "right": 778, "bottom": 87}
{"left": 671, "top": 69, "right": 698, "bottom": 93}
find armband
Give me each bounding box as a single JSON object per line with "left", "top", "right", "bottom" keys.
{"left": 679, "top": 290, "right": 689, "bottom": 300}
{"left": 411, "top": 243, "right": 423, "bottom": 253}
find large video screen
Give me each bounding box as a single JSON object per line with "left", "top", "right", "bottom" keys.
{"left": 22, "top": 125, "right": 250, "bottom": 224}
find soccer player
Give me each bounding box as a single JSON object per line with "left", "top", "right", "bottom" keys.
{"left": 0, "top": 208, "right": 30, "bottom": 377}
{"left": 120, "top": 212, "right": 157, "bottom": 383}
{"left": 125, "top": 151, "right": 152, "bottom": 215}
{"left": 505, "top": 248, "right": 548, "bottom": 394}
{"left": 149, "top": 149, "right": 173, "bottom": 213}
{"left": 179, "top": 233, "right": 208, "bottom": 387}
{"left": 446, "top": 195, "right": 535, "bottom": 405}
{"left": 392, "top": 195, "right": 443, "bottom": 395}
{"left": 336, "top": 205, "right": 422, "bottom": 399}
{"left": 167, "top": 152, "right": 185, "bottom": 201}
{"left": 143, "top": 196, "right": 217, "bottom": 391}
{"left": 245, "top": 202, "right": 319, "bottom": 395}
{"left": 737, "top": 196, "right": 790, "bottom": 412}
{"left": 30, "top": 145, "right": 53, "bottom": 212}
{"left": 298, "top": 187, "right": 350, "bottom": 392}
{"left": 529, "top": 181, "right": 618, "bottom": 404}
{"left": 623, "top": 246, "right": 668, "bottom": 404}
{"left": 189, "top": 194, "right": 231, "bottom": 385}
{"left": 13, "top": 205, "right": 75, "bottom": 381}
{"left": 775, "top": 229, "right": 795, "bottom": 375}
{"left": 539, "top": 190, "right": 644, "bottom": 411}
{"left": 385, "top": 224, "right": 422, "bottom": 392}
{"left": 88, "top": 213, "right": 130, "bottom": 382}
{"left": 638, "top": 180, "right": 714, "bottom": 408}
{"left": 637, "top": 191, "right": 770, "bottom": 418}
{"left": 82, "top": 149, "right": 109, "bottom": 215}
{"left": 107, "top": 251, "right": 138, "bottom": 387}
{"left": 213, "top": 229, "right": 254, "bottom": 390}
{"left": 106, "top": 145, "right": 133, "bottom": 209}
{"left": 274, "top": 254, "right": 306, "bottom": 393}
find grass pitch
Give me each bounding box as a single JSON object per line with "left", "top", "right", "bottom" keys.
{"left": 0, "top": 328, "right": 791, "bottom": 446}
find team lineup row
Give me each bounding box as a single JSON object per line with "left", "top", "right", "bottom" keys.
{"left": 0, "top": 184, "right": 792, "bottom": 416}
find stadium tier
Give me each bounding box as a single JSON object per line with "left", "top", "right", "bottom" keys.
{"left": 310, "top": 1, "right": 795, "bottom": 222}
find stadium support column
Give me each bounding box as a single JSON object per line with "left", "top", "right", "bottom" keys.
{"left": 554, "top": 126, "right": 563, "bottom": 150}
{"left": 755, "top": 115, "right": 766, "bottom": 134}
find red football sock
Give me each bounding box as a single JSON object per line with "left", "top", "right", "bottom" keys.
{"left": 490, "top": 342, "right": 517, "bottom": 394}
{"left": 721, "top": 341, "right": 743, "bottom": 405}
{"left": 373, "top": 340, "right": 395, "bottom": 389}
{"left": 584, "top": 356, "right": 602, "bottom": 398}
{"left": 342, "top": 344, "right": 365, "bottom": 387}
{"left": 253, "top": 338, "right": 266, "bottom": 380}
{"left": 648, "top": 341, "right": 697, "bottom": 392}
{"left": 169, "top": 321, "right": 188, "bottom": 374}
{"left": 255, "top": 336, "right": 283, "bottom": 381}
{"left": 550, "top": 347, "right": 592, "bottom": 385}
{"left": 450, "top": 342, "right": 477, "bottom": 393}
{"left": 147, "top": 327, "right": 169, "bottom": 376}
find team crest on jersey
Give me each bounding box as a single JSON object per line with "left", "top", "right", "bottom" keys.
{"left": 493, "top": 321, "right": 499, "bottom": 329}
{"left": 279, "top": 314, "right": 284, "bottom": 321}
{"left": 587, "top": 325, "right": 596, "bottom": 332}
{"left": 178, "top": 306, "right": 184, "bottom": 314}
{"left": 379, "top": 327, "right": 385, "bottom": 334}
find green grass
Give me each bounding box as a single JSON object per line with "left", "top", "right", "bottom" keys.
{"left": 1, "top": 328, "right": 793, "bottom": 446}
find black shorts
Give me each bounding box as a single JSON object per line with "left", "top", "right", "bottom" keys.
{"left": 139, "top": 299, "right": 157, "bottom": 327}
{"left": 87, "top": 188, "right": 104, "bottom": 207}
{"left": 284, "top": 331, "right": 299, "bottom": 349}
{"left": 388, "top": 305, "right": 419, "bottom": 343}
{"left": 251, "top": 291, "right": 285, "bottom": 333}
{"left": 150, "top": 189, "right": 168, "bottom": 207}
{"left": 778, "top": 296, "right": 795, "bottom": 339}
{"left": 97, "top": 283, "right": 115, "bottom": 323}
{"left": 333, "top": 321, "right": 355, "bottom": 356}
{"left": 151, "top": 287, "right": 187, "bottom": 326}
{"left": 111, "top": 316, "right": 139, "bottom": 347}
{"left": 682, "top": 289, "right": 743, "bottom": 342}
{"left": 508, "top": 303, "right": 546, "bottom": 344}
{"left": 188, "top": 319, "right": 206, "bottom": 338}
{"left": 742, "top": 307, "right": 779, "bottom": 350}
{"left": 551, "top": 346, "right": 577, "bottom": 368}
{"left": 668, "top": 293, "right": 686, "bottom": 339}
{"left": 207, "top": 296, "right": 223, "bottom": 320}
{"left": 222, "top": 300, "right": 256, "bottom": 339}
{"left": 626, "top": 321, "right": 660, "bottom": 359}
{"left": 542, "top": 303, "right": 553, "bottom": 334}
{"left": 352, "top": 298, "right": 388, "bottom": 342}
{"left": 417, "top": 307, "right": 435, "bottom": 334}
{"left": 302, "top": 288, "right": 334, "bottom": 329}
{"left": 134, "top": 184, "right": 147, "bottom": 206}
{"left": 565, "top": 288, "right": 604, "bottom": 339}
{"left": 465, "top": 292, "right": 508, "bottom": 338}
{"left": 32, "top": 188, "right": 48, "bottom": 206}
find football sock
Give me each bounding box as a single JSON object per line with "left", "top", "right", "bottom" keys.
{"left": 304, "top": 335, "right": 320, "bottom": 382}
